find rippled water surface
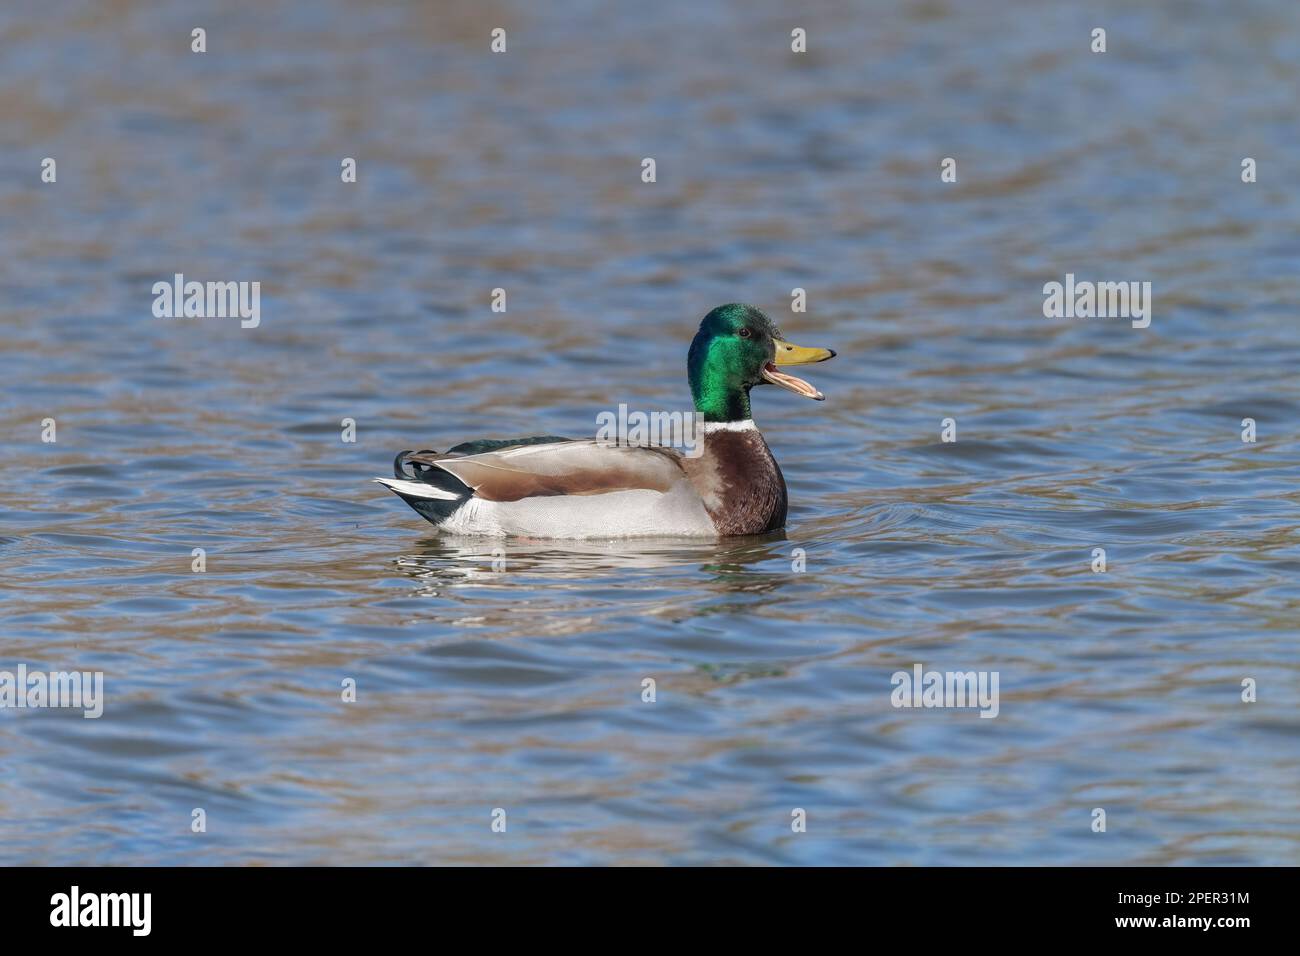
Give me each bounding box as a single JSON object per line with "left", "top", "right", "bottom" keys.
{"left": 1, "top": 0, "right": 1298, "bottom": 865}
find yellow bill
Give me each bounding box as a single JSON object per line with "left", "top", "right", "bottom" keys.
{"left": 762, "top": 338, "right": 837, "bottom": 400}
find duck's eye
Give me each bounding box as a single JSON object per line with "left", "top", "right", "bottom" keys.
{"left": 739, "top": 327, "right": 752, "bottom": 339}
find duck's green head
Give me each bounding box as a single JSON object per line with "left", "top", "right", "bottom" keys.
{"left": 687, "top": 304, "right": 836, "bottom": 422}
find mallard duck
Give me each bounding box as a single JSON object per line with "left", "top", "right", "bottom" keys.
{"left": 374, "top": 303, "right": 835, "bottom": 538}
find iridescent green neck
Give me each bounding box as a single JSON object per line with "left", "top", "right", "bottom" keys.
{"left": 688, "top": 337, "right": 752, "bottom": 423}
{"left": 693, "top": 381, "right": 752, "bottom": 423}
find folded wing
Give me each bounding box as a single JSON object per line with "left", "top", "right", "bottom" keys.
{"left": 405, "top": 440, "right": 687, "bottom": 502}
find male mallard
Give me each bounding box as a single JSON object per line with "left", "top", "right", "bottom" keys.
{"left": 374, "top": 304, "right": 835, "bottom": 538}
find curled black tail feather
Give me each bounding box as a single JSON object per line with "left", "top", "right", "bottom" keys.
{"left": 393, "top": 450, "right": 415, "bottom": 479}
{"left": 393, "top": 449, "right": 441, "bottom": 479}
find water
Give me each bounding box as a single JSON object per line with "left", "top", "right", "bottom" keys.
{"left": 1, "top": 0, "right": 1297, "bottom": 865}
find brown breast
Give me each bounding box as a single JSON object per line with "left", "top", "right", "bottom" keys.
{"left": 681, "top": 428, "right": 788, "bottom": 536}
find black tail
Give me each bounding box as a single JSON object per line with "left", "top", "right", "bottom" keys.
{"left": 387, "top": 449, "right": 472, "bottom": 527}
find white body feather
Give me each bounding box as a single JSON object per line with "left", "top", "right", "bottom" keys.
{"left": 436, "top": 480, "right": 716, "bottom": 538}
